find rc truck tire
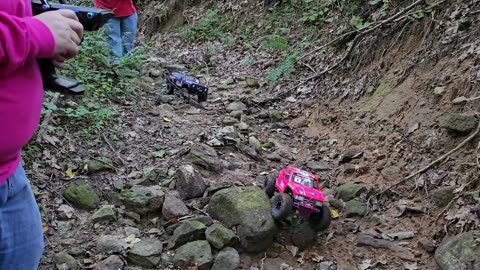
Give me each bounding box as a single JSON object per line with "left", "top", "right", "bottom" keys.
{"left": 263, "top": 175, "right": 276, "bottom": 198}
{"left": 166, "top": 83, "right": 174, "bottom": 95}
{"left": 309, "top": 204, "right": 331, "bottom": 231}
{"left": 271, "top": 193, "right": 293, "bottom": 221}
{"left": 198, "top": 93, "right": 208, "bottom": 102}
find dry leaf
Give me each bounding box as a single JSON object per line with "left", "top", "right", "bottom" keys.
{"left": 42, "top": 223, "right": 48, "bottom": 234}
{"left": 330, "top": 209, "right": 340, "bottom": 219}
{"left": 66, "top": 168, "right": 75, "bottom": 178}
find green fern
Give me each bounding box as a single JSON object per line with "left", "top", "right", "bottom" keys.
{"left": 267, "top": 52, "right": 300, "bottom": 85}
{"left": 260, "top": 35, "right": 289, "bottom": 51}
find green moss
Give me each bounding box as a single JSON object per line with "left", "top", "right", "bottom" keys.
{"left": 64, "top": 181, "right": 98, "bottom": 209}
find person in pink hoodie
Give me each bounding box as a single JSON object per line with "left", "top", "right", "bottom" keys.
{"left": 0, "top": 1, "right": 83, "bottom": 268}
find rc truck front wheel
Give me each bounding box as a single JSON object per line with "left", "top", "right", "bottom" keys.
{"left": 271, "top": 193, "right": 293, "bottom": 221}
{"left": 198, "top": 93, "right": 208, "bottom": 102}
{"left": 309, "top": 204, "right": 331, "bottom": 231}
{"left": 263, "top": 175, "right": 276, "bottom": 198}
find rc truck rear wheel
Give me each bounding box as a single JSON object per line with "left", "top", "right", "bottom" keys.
{"left": 166, "top": 83, "right": 174, "bottom": 95}
{"left": 263, "top": 175, "right": 276, "bottom": 198}
{"left": 271, "top": 193, "right": 293, "bottom": 221}
{"left": 309, "top": 204, "right": 331, "bottom": 231}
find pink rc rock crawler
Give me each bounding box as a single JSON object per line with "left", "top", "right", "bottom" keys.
{"left": 263, "top": 167, "right": 331, "bottom": 231}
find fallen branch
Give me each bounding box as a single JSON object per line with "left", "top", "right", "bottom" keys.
{"left": 477, "top": 141, "right": 480, "bottom": 169}
{"left": 102, "top": 134, "right": 126, "bottom": 165}
{"left": 380, "top": 120, "right": 480, "bottom": 194}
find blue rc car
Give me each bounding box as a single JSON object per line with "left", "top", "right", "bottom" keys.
{"left": 165, "top": 71, "right": 208, "bottom": 102}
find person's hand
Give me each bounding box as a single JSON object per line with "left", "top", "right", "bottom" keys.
{"left": 52, "top": 55, "right": 66, "bottom": 69}
{"left": 35, "top": 9, "right": 84, "bottom": 60}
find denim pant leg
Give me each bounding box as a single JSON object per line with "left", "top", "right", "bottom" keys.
{"left": 120, "top": 12, "right": 138, "bottom": 56}
{"left": 0, "top": 164, "right": 44, "bottom": 270}
{"left": 104, "top": 17, "right": 123, "bottom": 64}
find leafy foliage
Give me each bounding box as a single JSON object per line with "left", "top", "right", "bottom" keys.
{"left": 260, "top": 35, "right": 290, "bottom": 51}
{"left": 180, "top": 10, "right": 231, "bottom": 42}
{"left": 267, "top": 52, "right": 300, "bottom": 85}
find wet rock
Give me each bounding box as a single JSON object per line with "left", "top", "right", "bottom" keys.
{"left": 380, "top": 166, "right": 401, "bottom": 181}
{"left": 431, "top": 186, "right": 455, "bottom": 207}
{"left": 64, "top": 181, "right": 98, "bottom": 209}
{"left": 95, "top": 255, "right": 124, "bottom": 270}
{"left": 120, "top": 185, "right": 165, "bottom": 215}
{"left": 418, "top": 238, "right": 436, "bottom": 253}
{"left": 336, "top": 183, "right": 366, "bottom": 202}
{"left": 175, "top": 164, "right": 207, "bottom": 200}
{"left": 306, "top": 161, "right": 330, "bottom": 172}
{"left": 206, "top": 186, "right": 276, "bottom": 252}
{"left": 97, "top": 235, "right": 128, "bottom": 254}
{"left": 127, "top": 238, "right": 163, "bottom": 268}
{"left": 439, "top": 113, "right": 478, "bottom": 133}
{"left": 246, "top": 78, "right": 259, "bottom": 88}
{"left": 211, "top": 247, "right": 240, "bottom": 270}
{"left": 187, "top": 144, "right": 224, "bottom": 172}
{"left": 435, "top": 231, "right": 480, "bottom": 270}
{"left": 162, "top": 193, "right": 189, "bottom": 220}
{"left": 266, "top": 152, "right": 282, "bottom": 162}
{"left": 54, "top": 252, "right": 79, "bottom": 270}
{"left": 223, "top": 116, "right": 239, "bottom": 126}
{"left": 92, "top": 205, "right": 116, "bottom": 223}
{"left": 290, "top": 221, "right": 317, "bottom": 250}
{"left": 125, "top": 226, "right": 140, "bottom": 237}
{"left": 240, "top": 145, "right": 261, "bottom": 161}
{"left": 87, "top": 159, "right": 112, "bottom": 174}
{"left": 339, "top": 148, "right": 363, "bottom": 164}
{"left": 206, "top": 223, "right": 236, "bottom": 249}
{"left": 249, "top": 136, "right": 262, "bottom": 150}
{"left": 173, "top": 240, "right": 213, "bottom": 270}
{"left": 345, "top": 199, "right": 367, "bottom": 217}
{"left": 168, "top": 221, "right": 207, "bottom": 249}
{"left": 226, "top": 102, "right": 247, "bottom": 112}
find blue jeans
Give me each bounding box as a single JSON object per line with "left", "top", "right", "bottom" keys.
{"left": 0, "top": 164, "right": 44, "bottom": 270}
{"left": 104, "top": 13, "right": 138, "bottom": 64}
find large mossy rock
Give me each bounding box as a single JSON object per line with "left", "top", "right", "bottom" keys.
{"left": 435, "top": 231, "right": 480, "bottom": 270}
{"left": 120, "top": 185, "right": 164, "bottom": 215}
{"left": 335, "top": 183, "right": 366, "bottom": 202}
{"left": 206, "top": 186, "right": 276, "bottom": 252}
{"left": 64, "top": 181, "right": 98, "bottom": 209}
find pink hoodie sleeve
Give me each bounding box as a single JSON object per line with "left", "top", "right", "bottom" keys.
{"left": 0, "top": 10, "right": 55, "bottom": 77}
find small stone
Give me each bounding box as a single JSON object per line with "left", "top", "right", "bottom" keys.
{"left": 125, "top": 226, "right": 140, "bottom": 237}
{"left": 229, "top": 111, "right": 243, "bottom": 119}
{"left": 211, "top": 247, "right": 240, "bottom": 270}
{"left": 431, "top": 186, "right": 455, "bottom": 207}
{"left": 306, "top": 161, "right": 330, "bottom": 172}
{"left": 127, "top": 238, "right": 163, "bottom": 268}
{"left": 92, "top": 205, "right": 116, "bottom": 224}
{"left": 168, "top": 221, "right": 207, "bottom": 249}
{"left": 418, "top": 238, "right": 436, "bottom": 253}
{"left": 238, "top": 122, "right": 249, "bottom": 131}
{"left": 270, "top": 110, "right": 282, "bottom": 122}
{"left": 155, "top": 95, "right": 174, "bottom": 105}
{"left": 185, "top": 216, "right": 214, "bottom": 226}
{"left": 344, "top": 164, "right": 356, "bottom": 174}
{"left": 87, "top": 159, "right": 113, "bottom": 174}
{"left": 345, "top": 199, "right": 367, "bottom": 217}
{"left": 222, "top": 77, "right": 235, "bottom": 85}
{"left": 97, "top": 235, "right": 128, "bottom": 254}
{"left": 57, "top": 204, "right": 75, "bottom": 219}
{"left": 249, "top": 136, "right": 262, "bottom": 150}
{"left": 434, "top": 87, "right": 446, "bottom": 96}
{"left": 126, "top": 212, "right": 141, "bottom": 222}
{"left": 299, "top": 119, "right": 312, "bottom": 127}
{"left": 162, "top": 193, "right": 189, "bottom": 220}
{"left": 173, "top": 241, "right": 213, "bottom": 270}
{"left": 246, "top": 78, "right": 259, "bottom": 88}
{"left": 438, "top": 113, "right": 478, "bottom": 133}
{"left": 206, "top": 223, "right": 236, "bottom": 249}
{"left": 266, "top": 152, "right": 282, "bottom": 162}
{"left": 186, "top": 144, "right": 224, "bottom": 173}
{"left": 217, "top": 84, "right": 230, "bottom": 91}
{"left": 226, "top": 102, "right": 247, "bottom": 112}
{"left": 381, "top": 166, "right": 401, "bottom": 181}
{"left": 161, "top": 252, "right": 172, "bottom": 265}
{"left": 339, "top": 148, "right": 363, "bottom": 164}
{"left": 54, "top": 252, "right": 79, "bottom": 270}
{"left": 336, "top": 184, "right": 366, "bottom": 201}
{"left": 175, "top": 164, "right": 207, "bottom": 200}
{"left": 68, "top": 247, "right": 84, "bottom": 256}
{"left": 94, "top": 255, "right": 124, "bottom": 270}
{"left": 261, "top": 141, "right": 274, "bottom": 149}
{"left": 223, "top": 116, "right": 239, "bottom": 126}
